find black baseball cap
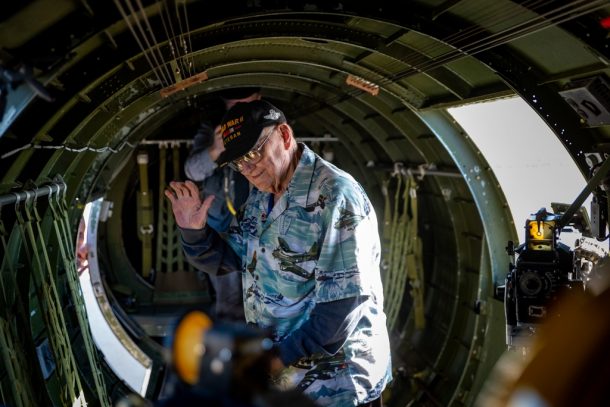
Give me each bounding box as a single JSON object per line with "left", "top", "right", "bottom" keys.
{"left": 217, "top": 100, "right": 286, "bottom": 167}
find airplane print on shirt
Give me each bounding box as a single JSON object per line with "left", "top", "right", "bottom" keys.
{"left": 272, "top": 237, "right": 319, "bottom": 279}
{"left": 333, "top": 208, "right": 365, "bottom": 231}
{"left": 304, "top": 194, "right": 326, "bottom": 212}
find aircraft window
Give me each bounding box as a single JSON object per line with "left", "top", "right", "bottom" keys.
{"left": 79, "top": 199, "right": 152, "bottom": 396}
{"left": 448, "top": 96, "right": 591, "bottom": 247}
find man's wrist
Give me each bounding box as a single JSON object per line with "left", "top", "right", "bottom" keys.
{"left": 207, "top": 145, "right": 221, "bottom": 162}
{"left": 179, "top": 226, "right": 210, "bottom": 244}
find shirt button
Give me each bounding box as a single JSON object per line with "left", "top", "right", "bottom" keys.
{"left": 261, "top": 247, "right": 266, "bottom": 253}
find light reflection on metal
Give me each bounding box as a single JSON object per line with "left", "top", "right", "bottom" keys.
{"left": 159, "top": 71, "right": 209, "bottom": 98}
{"left": 80, "top": 199, "right": 152, "bottom": 396}
{"left": 140, "top": 139, "right": 193, "bottom": 146}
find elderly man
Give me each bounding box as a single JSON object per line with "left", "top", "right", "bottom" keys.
{"left": 165, "top": 100, "right": 391, "bottom": 406}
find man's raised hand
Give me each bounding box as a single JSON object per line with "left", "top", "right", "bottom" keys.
{"left": 164, "top": 180, "right": 214, "bottom": 229}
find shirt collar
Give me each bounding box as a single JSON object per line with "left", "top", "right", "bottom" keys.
{"left": 285, "top": 143, "right": 316, "bottom": 208}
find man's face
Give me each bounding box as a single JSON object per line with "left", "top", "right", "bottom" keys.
{"left": 236, "top": 125, "right": 291, "bottom": 195}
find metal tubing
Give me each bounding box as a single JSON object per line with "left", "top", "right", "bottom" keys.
{"left": 558, "top": 157, "right": 610, "bottom": 230}
{"left": 0, "top": 181, "right": 66, "bottom": 207}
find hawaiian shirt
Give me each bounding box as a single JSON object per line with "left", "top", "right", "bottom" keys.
{"left": 221, "top": 144, "right": 392, "bottom": 406}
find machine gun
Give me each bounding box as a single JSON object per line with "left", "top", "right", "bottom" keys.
{"left": 499, "top": 156, "right": 610, "bottom": 352}
{"left": 503, "top": 208, "right": 584, "bottom": 351}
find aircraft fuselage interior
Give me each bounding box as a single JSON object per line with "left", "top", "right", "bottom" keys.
{"left": 2, "top": 1, "right": 610, "bottom": 406}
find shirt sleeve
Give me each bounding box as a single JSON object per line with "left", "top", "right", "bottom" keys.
{"left": 276, "top": 295, "right": 369, "bottom": 365}
{"left": 184, "top": 122, "right": 218, "bottom": 181}
{"left": 180, "top": 226, "right": 242, "bottom": 276}
{"left": 314, "top": 180, "right": 379, "bottom": 303}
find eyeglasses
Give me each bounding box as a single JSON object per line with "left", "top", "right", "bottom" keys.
{"left": 227, "top": 126, "right": 275, "bottom": 172}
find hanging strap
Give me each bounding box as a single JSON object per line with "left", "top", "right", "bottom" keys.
{"left": 383, "top": 174, "right": 403, "bottom": 330}
{"left": 383, "top": 174, "right": 402, "bottom": 305}
{"left": 0, "top": 318, "right": 35, "bottom": 407}
{"left": 137, "top": 152, "right": 154, "bottom": 278}
{"left": 0, "top": 214, "right": 37, "bottom": 407}
{"left": 155, "top": 146, "right": 168, "bottom": 273}
{"left": 382, "top": 173, "right": 426, "bottom": 331}
{"left": 172, "top": 145, "right": 187, "bottom": 270}
{"left": 0, "top": 215, "right": 15, "bottom": 310}
{"left": 155, "top": 143, "right": 192, "bottom": 274}
{"left": 15, "top": 193, "right": 87, "bottom": 406}
{"left": 380, "top": 179, "right": 392, "bottom": 278}
{"left": 48, "top": 185, "right": 110, "bottom": 406}
{"left": 404, "top": 174, "right": 426, "bottom": 330}
{"left": 224, "top": 169, "right": 238, "bottom": 216}
{"left": 386, "top": 175, "right": 410, "bottom": 330}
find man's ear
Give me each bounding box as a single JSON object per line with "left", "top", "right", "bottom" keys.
{"left": 277, "top": 123, "right": 291, "bottom": 148}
